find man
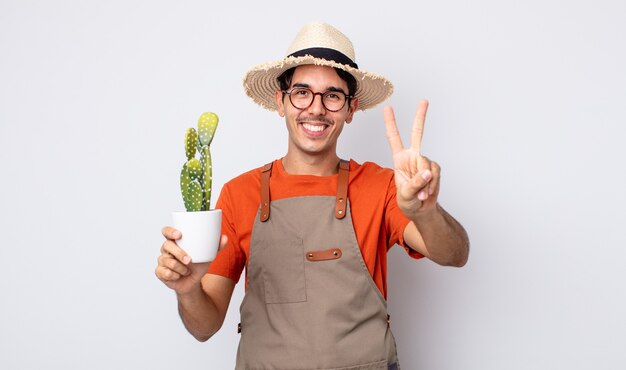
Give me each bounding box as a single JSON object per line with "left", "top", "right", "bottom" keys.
{"left": 156, "top": 22, "right": 469, "bottom": 369}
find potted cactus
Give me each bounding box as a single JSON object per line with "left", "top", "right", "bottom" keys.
{"left": 171, "top": 112, "right": 222, "bottom": 263}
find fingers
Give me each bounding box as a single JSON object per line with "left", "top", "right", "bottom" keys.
{"left": 384, "top": 105, "right": 404, "bottom": 155}
{"left": 161, "top": 226, "right": 182, "bottom": 240}
{"left": 156, "top": 236, "right": 191, "bottom": 282}
{"left": 156, "top": 233, "right": 228, "bottom": 282}
{"left": 400, "top": 168, "right": 432, "bottom": 202}
{"left": 412, "top": 159, "right": 441, "bottom": 202}
{"left": 160, "top": 238, "right": 191, "bottom": 265}
{"left": 410, "top": 99, "right": 429, "bottom": 152}
{"left": 429, "top": 161, "right": 441, "bottom": 196}
{"left": 385, "top": 100, "right": 429, "bottom": 155}
{"left": 156, "top": 254, "right": 190, "bottom": 280}
{"left": 416, "top": 155, "right": 432, "bottom": 200}
{"left": 405, "top": 156, "right": 435, "bottom": 201}
{"left": 416, "top": 169, "right": 432, "bottom": 201}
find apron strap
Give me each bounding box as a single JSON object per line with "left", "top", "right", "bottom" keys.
{"left": 259, "top": 162, "right": 273, "bottom": 222}
{"left": 335, "top": 160, "right": 350, "bottom": 219}
{"left": 260, "top": 159, "right": 350, "bottom": 222}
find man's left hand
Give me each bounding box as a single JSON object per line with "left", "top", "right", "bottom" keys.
{"left": 384, "top": 99, "right": 440, "bottom": 217}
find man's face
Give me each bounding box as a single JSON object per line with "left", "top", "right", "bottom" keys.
{"left": 275, "top": 65, "right": 359, "bottom": 158}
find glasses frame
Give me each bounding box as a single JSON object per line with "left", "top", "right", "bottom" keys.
{"left": 282, "top": 87, "right": 353, "bottom": 112}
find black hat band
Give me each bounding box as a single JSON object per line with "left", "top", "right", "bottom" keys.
{"left": 288, "top": 47, "right": 359, "bottom": 69}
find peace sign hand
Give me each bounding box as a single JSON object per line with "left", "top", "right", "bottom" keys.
{"left": 384, "top": 100, "right": 441, "bottom": 217}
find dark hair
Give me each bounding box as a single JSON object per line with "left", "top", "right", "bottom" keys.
{"left": 277, "top": 66, "right": 357, "bottom": 102}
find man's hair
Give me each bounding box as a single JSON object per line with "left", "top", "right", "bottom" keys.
{"left": 277, "top": 67, "right": 357, "bottom": 101}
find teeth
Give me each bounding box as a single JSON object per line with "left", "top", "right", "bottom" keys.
{"left": 302, "top": 123, "right": 325, "bottom": 132}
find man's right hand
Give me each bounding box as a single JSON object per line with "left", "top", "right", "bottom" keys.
{"left": 155, "top": 226, "right": 227, "bottom": 295}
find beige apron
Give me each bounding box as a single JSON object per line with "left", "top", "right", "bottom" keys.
{"left": 235, "top": 161, "right": 400, "bottom": 370}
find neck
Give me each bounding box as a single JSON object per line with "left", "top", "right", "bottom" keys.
{"left": 282, "top": 152, "right": 341, "bottom": 176}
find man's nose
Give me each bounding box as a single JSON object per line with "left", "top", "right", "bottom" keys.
{"left": 307, "top": 93, "right": 326, "bottom": 114}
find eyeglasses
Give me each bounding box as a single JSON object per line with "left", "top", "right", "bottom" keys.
{"left": 282, "top": 87, "right": 352, "bottom": 112}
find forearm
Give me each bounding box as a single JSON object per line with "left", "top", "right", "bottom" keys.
{"left": 410, "top": 204, "right": 469, "bottom": 267}
{"left": 176, "top": 283, "right": 223, "bottom": 342}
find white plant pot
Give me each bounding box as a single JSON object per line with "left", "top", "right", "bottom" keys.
{"left": 171, "top": 209, "right": 222, "bottom": 263}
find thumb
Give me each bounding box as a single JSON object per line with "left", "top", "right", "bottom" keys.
{"left": 402, "top": 170, "right": 432, "bottom": 198}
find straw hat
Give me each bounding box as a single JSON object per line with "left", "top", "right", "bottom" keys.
{"left": 243, "top": 22, "right": 393, "bottom": 111}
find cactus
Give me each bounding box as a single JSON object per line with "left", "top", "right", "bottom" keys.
{"left": 180, "top": 112, "right": 219, "bottom": 212}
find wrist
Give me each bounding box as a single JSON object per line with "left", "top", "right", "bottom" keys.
{"left": 176, "top": 281, "right": 204, "bottom": 301}
{"left": 406, "top": 203, "right": 442, "bottom": 224}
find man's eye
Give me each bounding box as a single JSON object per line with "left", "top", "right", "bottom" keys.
{"left": 294, "top": 89, "right": 310, "bottom": 96}
{"left": 325, "top": 93, "right": 341, "bottom": 100}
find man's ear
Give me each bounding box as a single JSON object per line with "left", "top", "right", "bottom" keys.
{"left": 345, "top": 98, "right": 359, "bottom": 123}
{"left": 275, "top": 90, "right": 285, "bottom": 117}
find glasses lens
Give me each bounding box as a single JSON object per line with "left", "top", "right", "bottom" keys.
{"left": 322, "top": 91, "right": 346, "bottom": 112}
{"left": 289, "top": 88, "right": 313, "bottom": 110}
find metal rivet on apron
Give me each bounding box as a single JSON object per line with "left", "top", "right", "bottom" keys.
{"left": 338, "top": 198, "right": 344, "bottom": 202}
{"left": 333, "top": 251, "right": 338, "bottom": 256}
{"left": 338, "top": 210, "right": 343, "bottom": 214}
{"left": 307, "top": 253, "right": 314, "bottom": 258}
{"left": 262, "top": 213, "right": 267, "bottom": 218}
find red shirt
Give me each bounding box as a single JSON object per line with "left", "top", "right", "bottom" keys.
{"left": 208, "top": 159, "right": 423, "bottom": 298}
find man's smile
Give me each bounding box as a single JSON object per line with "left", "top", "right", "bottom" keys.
{"left": 300, "top": 122, "right": 330, "bottom": 136}
{"left": 302, "top": 123, "right": 326, "bottom": 132}
{"left": 298, "top": 116, "right": 333, "bottom": 137}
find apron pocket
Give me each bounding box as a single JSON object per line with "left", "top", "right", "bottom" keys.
{"left": 260, "top": 238, "right": 307, "bottom": 304}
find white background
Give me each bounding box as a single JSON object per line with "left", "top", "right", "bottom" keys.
{"left": 1, "top": 0, "right": 625, "bottom": 369}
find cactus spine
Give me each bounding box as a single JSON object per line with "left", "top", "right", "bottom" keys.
{"left": 180, "top": 112, "right": 218, "bottom": 212}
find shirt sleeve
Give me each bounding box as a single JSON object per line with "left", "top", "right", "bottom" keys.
{"left": 384, "top": 175, "right": 424, "bottom": 260}
{"left": 207, "top": 183, "right": 246, "bottom": 282}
